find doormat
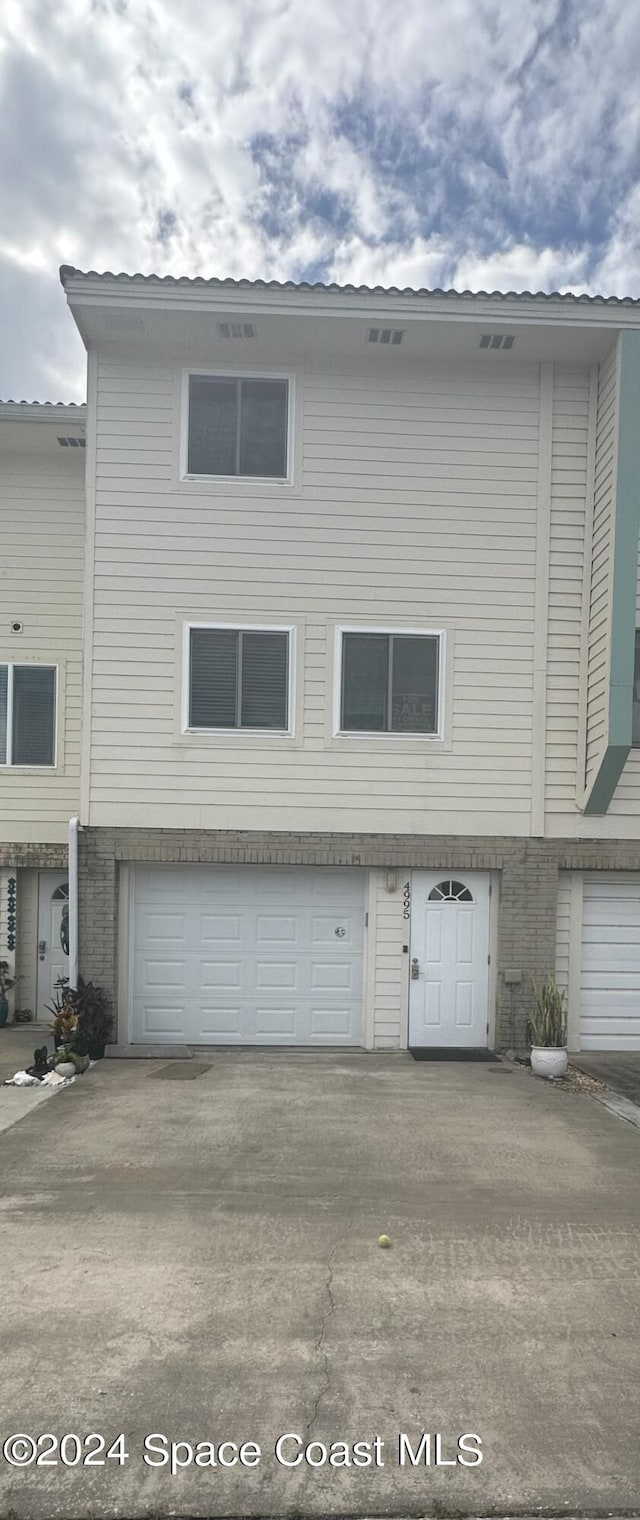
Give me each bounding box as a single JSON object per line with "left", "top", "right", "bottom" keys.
{"left": 149, "top": 1063, "right": 212, "bottom": 1080}
{"left": 409, "top": 1048, "right": 497, "bottom": 1062}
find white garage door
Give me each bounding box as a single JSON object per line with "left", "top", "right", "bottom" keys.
{"left": 130, "top": 865, "right": 365, "bottom": 1046}
{"left": 581, "top": 876, "right": 640, "bottom": 1051}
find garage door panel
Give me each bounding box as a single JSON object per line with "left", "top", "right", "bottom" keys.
{"left": 254, "top": 1007, "right": 298, "bottom": 1038}
{"left": 201, "top": 961, "right": 241, "bottom": 988}
{"left": 311, "top": 1008, "right": 353, "bottom": 1037}
{"left": 201, "top": 915, "right": 242, "bottom": 943}
{"left": 311, "top": 961, "right": 353, "bottom": 991}
{"left": 131, "top": 865, "right": 365, "bottom": 1045}
{"left": 255, "top": 961, "right": 298, "bottom": 990}
{"left": 199, "top": 1007, "right": 243, "bottom": 1038}
{"left": 143, "top": 1006, "right": 187, "bottom": 1037}
{"left": 578, "top": 875, "right": 640, "bottom": 1052}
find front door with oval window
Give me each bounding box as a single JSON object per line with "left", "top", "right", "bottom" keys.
{"left": 36, "top": 872, "right": 70, "bottom": 1020}
{"left": 408, "top": 871, "right": 490, "bottom": 1048}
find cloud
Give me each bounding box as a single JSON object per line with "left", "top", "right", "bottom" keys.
{"left": 0, "top": 0, "right": 638, "bottom": 398}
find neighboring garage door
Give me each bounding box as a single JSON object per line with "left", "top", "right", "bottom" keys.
{"left": 581, "top": 875, "right": 640, "bottom": 1051}
{"left": 130, "top": 865, "right": 365, "bottom": 1046}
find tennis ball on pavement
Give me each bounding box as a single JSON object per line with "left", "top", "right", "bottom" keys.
{"left": 378, "top": 1234, "right": 392, "bottom": 1248}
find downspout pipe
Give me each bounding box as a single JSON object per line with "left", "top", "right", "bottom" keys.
{"left": 68, "top": 816, "right": 80, "bottom": 990}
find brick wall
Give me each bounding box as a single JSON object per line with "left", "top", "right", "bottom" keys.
{"left": 77, "top": 827, "right": 640, "bottom": 1051}
{"left": 0, "top": 844, "right": 67, "bottom": 869}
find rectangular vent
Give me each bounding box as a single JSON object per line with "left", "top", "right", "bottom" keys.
{"left": 368, "top": 327, "right": 404, "bottom": 346}
{"left": 479, "top": 334, "right": 515, "bottom": 350}
{"left": 57, "top": 436, "right": 86, "bottom": 447}
{"left": 218, "top": 321, "right": 256, "bottom": 339}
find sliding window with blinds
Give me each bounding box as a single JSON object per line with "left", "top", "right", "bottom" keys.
{"left": 189, "top": 628, "right": 290, "bottom": 731}
{"left": 0, "top": 664, "right": 57, "bottom": 765}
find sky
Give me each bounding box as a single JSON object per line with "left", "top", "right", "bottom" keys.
{"left": 0, "top": 0, "right": 639, "bottom": 403}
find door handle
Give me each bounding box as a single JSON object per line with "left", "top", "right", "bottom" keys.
{"left": 411, "top": 957, "right": 420, "bottom": 979}
{"left": 38, "top": 939, "right": 47, "bottom": 960}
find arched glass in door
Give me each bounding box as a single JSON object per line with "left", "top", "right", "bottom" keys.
{"left": 428, "top": 879, "right": 474, "bottom": 903}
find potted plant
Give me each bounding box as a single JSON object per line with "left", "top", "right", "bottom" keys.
{"left": 529, "top": 976, "right": 568, "bottom": 1078}
{"left": 53, "top": 1047, "right": 78, "bottom": 1079}
{"left": 71, "top": 978, "right": 113, "bottom": 1060}
{"left": 47, "top": 986, "right": 79, "bottom": 1049}
{"left": 0, "top": 961, "right": 18, "bottom": 1028}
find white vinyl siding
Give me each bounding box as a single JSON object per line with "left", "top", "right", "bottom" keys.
{"left": 371, "top": 869, "right": 410, "bottom": 1048}
{"left": 544, "top": 364, "right": 591, "bottom": 827}
{"left": 585, "top": 344, "right": 618, "bottom": 787}
{"left": 544, "top": 358, "right": 640, "bottom": 837}
{"left": 88, "top": 354, "right": 539, "bottom": 833}
{"left": 0, "top": 447, "right": 84, "bottom": 842}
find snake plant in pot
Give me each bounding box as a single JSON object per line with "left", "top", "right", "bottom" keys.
{"left": 529, "top": 977, "right": 568, "bottom": 1078}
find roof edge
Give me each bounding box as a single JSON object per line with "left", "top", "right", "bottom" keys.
{"left": 0, "top": 400, "right": 86, "bottom": 417}
{"left": 58, "top": 264, "right": 640, "bottom": 308}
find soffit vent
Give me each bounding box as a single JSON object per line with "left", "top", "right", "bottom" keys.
{"left": 479, "top": 333, "right": 515, "bottom": 350}
{"left": 218, "top": 321, "right": 257, "bottom": 339}
{"left": 367, "top": 327, "right": 404, "bottom": 346}
{"left": 57, "top": 436, "right": 86, "bottom": 447}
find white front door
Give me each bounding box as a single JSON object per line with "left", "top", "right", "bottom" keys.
{"left": 409, "top": 871, "right": 490, "bottom": 1048}
{"left": 36, "top": 871, "right": 70, "bottom": 1020}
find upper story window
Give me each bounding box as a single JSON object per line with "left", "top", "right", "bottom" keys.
{"left": 633, "top": 630, "right": 640, "bottom": 747}
{"left": 187, "top": 375, "right": 289, "bottom": 479}
{"left": 0, "top": 665, "right": 57, "bottom": 767}
{"left": 188, "top": 626, "right": 290, "bottom": 732}
{"left": 339, "top": 631, "right": 441, "bottom": 735}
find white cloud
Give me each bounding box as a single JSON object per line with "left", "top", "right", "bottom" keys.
{"left": 0, "top": 0, "right": 638, "bottom": 397}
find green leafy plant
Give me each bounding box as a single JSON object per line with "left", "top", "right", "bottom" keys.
{"left": 529, "top": 976, "right": 567, "bottom": 1048}
{"left": 47, "top": 978, "right": 112, "bottom": 1047}
{"left": 72, "top": 978, "right": 113, "bottom": 1048}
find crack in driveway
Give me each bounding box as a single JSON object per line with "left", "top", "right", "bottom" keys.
{"left": 304, "top": 1224, "right": 350, "bottom": 1438}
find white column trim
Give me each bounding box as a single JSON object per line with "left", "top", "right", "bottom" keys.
{"left": 575, "top": 364, "right": 599, "bottom": 802}
{"left": 531, "top": 362, "right": 554, "bottom": 837}
{"left": 79, "top": 348, "right": 98, "bottom": 823}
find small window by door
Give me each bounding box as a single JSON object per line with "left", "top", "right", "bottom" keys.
{"left": 428, "top": 879, "right": 474, "bottom": 902}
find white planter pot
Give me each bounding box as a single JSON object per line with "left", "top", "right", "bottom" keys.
{"left": 530, "top": 1046, "right": 568, "bottom": 1079}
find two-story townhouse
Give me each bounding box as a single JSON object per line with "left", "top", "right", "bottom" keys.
{"left": 0, "top": 400, "right": 85, "bottom": 1020}
{"left": 2, "top": 269, "right": 639, "bottom": 1054}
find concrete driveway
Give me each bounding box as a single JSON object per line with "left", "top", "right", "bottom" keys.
{"left": 0, "top": 1051, "right": 638, "bottom": 1520}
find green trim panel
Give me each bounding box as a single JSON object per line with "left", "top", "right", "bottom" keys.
{"left": 585, "top": 330, "right": 640, "bottom": 814}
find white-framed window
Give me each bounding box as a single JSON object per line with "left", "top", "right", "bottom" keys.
{"left": 0, "top": 664, "right": 57, "bottom": 767}
{"left": 184, "top": 624, "right": 294, "bottom": 733}
{"left": 335, "top": 628, "right": 443, "bottom": 737}
{"left": 183, "top": 372, "right": 291, "bottom": 481}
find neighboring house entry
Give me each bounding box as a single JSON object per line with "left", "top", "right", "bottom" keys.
{"left": 128, "top": 865, "right": 366, "bottom": 1045}
{"left": 36, "top": 872, "right": 69, "bottom": 1019}
{"left": 409, "top": 872, "right": 490, "bottom": 1049}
